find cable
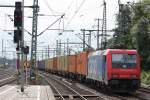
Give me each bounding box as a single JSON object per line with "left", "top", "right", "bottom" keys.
{"left": 58, "top": 19, "right": 61, "bottom": 33}
{"left": 65, "top": 0, "right": 86, "bottom": 29}
{"left": 5, "top": 14, "right": 32, "bottom": 36}
{"left": 38, "top": 14, "right": 65, "bottom": 36}
{"left": 65, "top": 0, "right": 74, "bottom": 12}
{"left": 24, "top": 29, "right": 32, "bottom": 36}
{"left": 43, "top": 0, "right": 62, "bottom": 14}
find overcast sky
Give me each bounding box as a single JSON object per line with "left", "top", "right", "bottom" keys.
{"left": 0, "top": 0, "right": 138, "bottom": 59}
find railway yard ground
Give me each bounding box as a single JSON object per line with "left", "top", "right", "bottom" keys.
{"left": 0, "top": 67, "right": 150, "bottom": 100}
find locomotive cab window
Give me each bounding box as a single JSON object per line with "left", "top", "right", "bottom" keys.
{"left": 112, "top": 54, "right": 137, "bottom": 68}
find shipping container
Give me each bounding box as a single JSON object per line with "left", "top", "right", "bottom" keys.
{"left": 68, "top": 55, "right": 76, "bottom": 73}
{"left": 49, "top": 58, "right": 53, "bottom": 70}
{"left": 57, "top": 56, "right": 61, "bottom": 71}
{"left": 53, "top": 57, "right": 58, "bottom": 71}
{"left": 60, "top": 56, "right": 68, "bottom": 72}
{"left": 45, "top": 59, "right": 49, "bottom": 71}
{"left": 76, "top": 52, "right": 88, "bottom": 76}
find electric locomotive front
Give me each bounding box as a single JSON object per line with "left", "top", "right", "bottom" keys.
{"left": 107, "top": 49, "right": 141, "bottom": 92}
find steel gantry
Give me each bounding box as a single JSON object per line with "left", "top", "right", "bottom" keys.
{"left": 101, "top": 0, "right": 107, "bottom": 50}
{"left": 30, "top": 0, "right": 38, "bottom": 79}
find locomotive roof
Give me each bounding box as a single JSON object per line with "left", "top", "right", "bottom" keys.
{"left": 107, "top": 49, "right": 137, "bottom": 53}
{"left": 89, "top": 49, "right": 137, "bottom": 56}
{"left": 88, "top": 50, "right": 107, "bottom": 56}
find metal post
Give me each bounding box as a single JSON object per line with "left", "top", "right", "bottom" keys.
{"left": 96, "top": 19, "right": 100, "bottom": 50}
{"left": 42, "top": 50, "right": 43, "bottom": 60}
{"left": 48, "top": 45, "right": 49, "bottom": 58}
{"left": 88, "top": 31, "right": 92, "bottom": 48}
{"left": 25, "top": 54, "right": 27, "bottom": 85}
{"left": 59, "top": 40, "right": 61, "bottom": 56}
{"left": 30, "top": 0, "right": 38, "bottom": 80}
{"left": 102, "top": 0, "right": 107, "bottom": 49}
{"left": 20, "top": 0, "right": 25, "bottom": 92}
{"left": 67, "top": 39, "right": 69, "bottom": 55}
{"left": 16, "top": 49, "right": 20, "bottom": 85}
{"left": 63, "top": 44, "right": 65, "bottom": 55}
{"left": 2, "top": 39, "right": 4, "bottom": 68}
{"left": 56, "top": 40, "right": 58, "bottom": 56}
{"left": 83, "top": 29, "right": 85, "bottom": 51}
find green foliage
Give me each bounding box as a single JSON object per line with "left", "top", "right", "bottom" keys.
{"left": 107, "top": 1, "right": 150, "bottom": 70}
{"left": 141, "top": 70, "right": 150, "bottom": 85}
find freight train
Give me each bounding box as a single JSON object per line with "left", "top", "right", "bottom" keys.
{"left": 38, "top": 49, "right": 141, "bottom": 92}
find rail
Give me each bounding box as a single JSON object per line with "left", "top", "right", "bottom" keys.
{"left": 40, "top": 74, "right": 65, "bottom": 100}
{"left": 42, "top": 73, "right": 88, "bottom": 100}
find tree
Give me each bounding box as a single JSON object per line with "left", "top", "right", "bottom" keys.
{"left": 107, "top": 0, "right": 150, "bottom": 70}
{"left": 107, "top": 4, "right": 132, "bottom": 49}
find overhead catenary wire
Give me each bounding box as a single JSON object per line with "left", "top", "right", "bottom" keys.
{"left": 58, "top": 19, "right": 61, "bottom": 33}
{"left": 64, "top": 0, "right": 86, "bottom": 29}
{"left": 37, "top": 14, "right": 65, "bottom": 36}
{"left": 43, "top": 0, "right": 59, "bottom": 14}
{"left": 5, "top": 14, "right": 32, "bottom": 36}
{"left": 65, "top": 0, "right": 74, "bottom": 13}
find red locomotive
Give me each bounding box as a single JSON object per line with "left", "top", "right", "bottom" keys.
{"left": 87, "top": 49, "right": 140, "bottom": 92}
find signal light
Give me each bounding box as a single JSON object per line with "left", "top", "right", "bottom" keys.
{"left": 14, "top": 29, "right": 22, "bottom": 43}
{"left": 23, "top": 46, "right": 29, "bottom": 54}
{"left": 15, "top": 2, "right": 21, "bottom": 9}
{"left": 16, "top": 46, "right": 19, "bottom": 51}
{"left": 14, "top": 2, "right": 22, "bottom": 27}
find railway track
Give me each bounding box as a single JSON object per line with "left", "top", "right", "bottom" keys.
{"left": 138, "top": 87, "right": 150, "bottom": 94}
{"left": 50, "top": 73, "right": 150, "bottom": 100}
{"left": 112, "top": 87, "right": 150, "bottom": 100}
{"left": 41, "top": 73, "right": 101, "bottom": 100}
{"left": 0, "top": 76, "right": 16, "bottom": 87}
{"left": 40, "top": 71, "right": 150, "bottom": 100}
{"left": 129, "top": 87, "right": 150, "bottom": 100}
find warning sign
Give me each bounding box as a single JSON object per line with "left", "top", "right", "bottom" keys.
{"left": 24, "top": 61, "right": 30, "bottom": 68}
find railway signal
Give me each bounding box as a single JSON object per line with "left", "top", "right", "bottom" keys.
{"left": 13, "top": 29, "right": 22, "bottom": 43}
{"left": 14, "top": 2, "right": 22, "bottom": 27}
{"left": 23, "top": 46, "right": 29, "bottom": 54}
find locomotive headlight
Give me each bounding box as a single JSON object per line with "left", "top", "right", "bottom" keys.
{"left": 112, "top": 74, "right": 119, "bottom": 78}
{"left": 131, "top": 75, "right": 137, "bottom": 78}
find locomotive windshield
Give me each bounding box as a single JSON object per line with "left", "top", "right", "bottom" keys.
{"left": 112, "top": 54, "right": 137, "bottom": 68}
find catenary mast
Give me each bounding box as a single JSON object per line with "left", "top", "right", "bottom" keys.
{"left": 30, "top": 0, "right": 38, "bottom": 79}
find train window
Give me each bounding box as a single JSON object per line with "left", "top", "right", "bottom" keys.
{"left": 112, "top": 54, "right": 137, "bottom": 68}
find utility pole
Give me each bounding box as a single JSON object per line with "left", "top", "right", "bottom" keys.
{"left": 118, "top": 0, "right": 124, "bottom": 35}
{"left": 63, "top": 43, "right": 65, "bottom": 55}
{"left": 48, "top": 45, "right": 49, "bottom": 58}
{"left": 59, "top": 40, "right": 61, "bottom": 56}
{"left": 96, "top": 19, "right": 100, "bottom": 50}
{"left": 2, "top": 39, "right": 4, "bottom": 68}
{"left": 80, "top": 29, "right": 86, "bottom": 51}
{"left": 87, "top": 31, "right": 92, "bottom": 48}
{"left": 67, "top": 39, "right": 69, "bottom": 55}
{"left": 42, "top": 50, "right": 43, "bottom": 60}
{"left": 80, "top": 29, "right": 112, "bottom": 50}
{"left": 56, "top": 40, "right": 58, "bottom": 56}
{"left": 102, "top": 0, "right": 107, "bottom": 49}
{"left": 30, "top": 0, "right": 38, "bottom": 80}
{"left": 13, "top": 1, "right": 24, "bottom": 92}
{"left": 59, "top": 41, "right": 83, "bottom": 54}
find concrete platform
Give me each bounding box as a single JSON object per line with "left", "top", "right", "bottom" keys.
{"left": 0, "top": 85, "right": 55, "bottom": 100}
